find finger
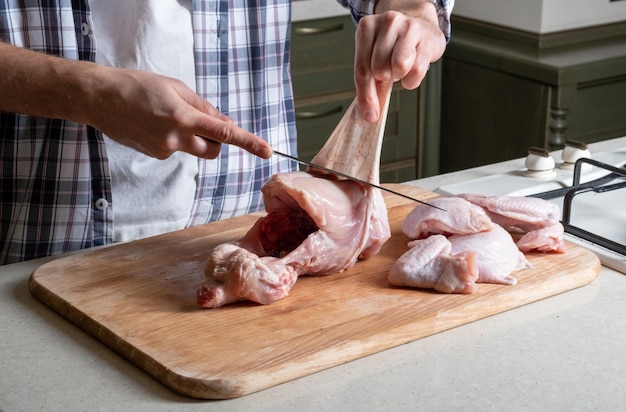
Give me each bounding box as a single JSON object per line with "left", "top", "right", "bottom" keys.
{"left": 400, "top": 58, "right": 430, "bottom": 90}
{"left": 184, "top": 135, "right": 223, "bottom": 159}
{"left": 354, "top": 17, "right": 379, "bottom": 122}
{"left": 192, "top": 114, "right": 272, "bottom": 159}
{"left": 369, "top": 17, "right": 400, "bottom": 80}
{"left": 195, "top": 96, "right": 235, "bottom": 124}
{"left": 179, "top": 92, "right": 271, "bottom": 158}
{"left": 389, "top": 23, "right": 419, "bottom": 82}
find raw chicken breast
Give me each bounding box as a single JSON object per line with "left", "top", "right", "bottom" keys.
{"left": 458, "top": 193, "right": 566, "bottom": 253}
{"left": 389, "top": 226, "right": 532, "bottom": 293}
{"left": 393, "top": 194, "right": 537, "bottom": 293}
{"left": 389, "top": 235, "right": 479, "bottom": 294}
{"left": 402, "top": 196, "right": 493, "bottom": 239}
{"left": 197, "top": 171, "right": 390, "bottom": 308}
{"left": 448, "top": 225, "right": 533, "bottom": 286}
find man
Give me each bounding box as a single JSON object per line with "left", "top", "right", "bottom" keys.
{"left": 0, "top": 0, "right": 454, "bottom": 264}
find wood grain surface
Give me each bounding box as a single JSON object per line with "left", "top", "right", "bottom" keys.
{"left": 29, "top": 185, "right": 601, "bottom": 399}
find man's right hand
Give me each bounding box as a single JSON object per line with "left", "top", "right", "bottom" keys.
{"left": 0, "top": 42, "right": 272, "bottom": 160}
{"left": 85, "top": 67, "right": 273, "bottom": 159}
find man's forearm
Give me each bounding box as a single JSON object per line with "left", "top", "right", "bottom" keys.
{"left": 0, "top": 41, "right": 99, "bottom": 123}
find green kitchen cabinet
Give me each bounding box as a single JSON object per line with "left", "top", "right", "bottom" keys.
{"left": 439, "top": 17, "right": 626, "bottom": 173}
{"left": 291, "top": 15, "right": 442, "bottom": 181}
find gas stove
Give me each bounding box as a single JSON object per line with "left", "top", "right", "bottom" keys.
{"left": 436, "top": 141, "right": 626, "bottom": 274}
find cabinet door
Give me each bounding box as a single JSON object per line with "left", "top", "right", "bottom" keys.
{"left": 380, "top": 89, "right": 420, "bottom": 183}
{"left": 566, "top": 76, "right": 626, "bottom": 144}
{"left": 291, "top": 16, "right": 355, "bottom": 99}
{"left": 440, "top": 59, "right": 549, "bottom": 173}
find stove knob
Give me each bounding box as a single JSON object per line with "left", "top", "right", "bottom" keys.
{"left": 525, "top": 146, "right": 556, "bottom": 177}
{"left": 560, "top": 139, "right": 591, "bottom": 170}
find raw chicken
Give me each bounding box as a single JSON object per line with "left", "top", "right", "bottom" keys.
{"left": 448, "top": 224, "right": 533, "bottom": 285}
{"left": 401, "top": 196, "right": 493, "bottom": 239}
{"left": 457, "top": 193, "right": 559, "bottom": 231}
{"left": 392, "top": 194, "right": 542, "bottom": 293}
{"left": 389, "top": 235, "right": 479, "bottom": 294}
{"left": 389, "top": 226, "right": 532, "bottom": 293}
{"left": 458, "top": 193, "right": 566, "bottom": 253}
{"left": 309, "top": 81, "right": 392, "bottom": 184}
{"left": 198, "top": 83, "right": 394, "bottom": 308}
{"left": 197, "top": 171, "right": 390, "bottom": 308}
{"left": 516, "top": 223, "right": 567, "bottom": 253}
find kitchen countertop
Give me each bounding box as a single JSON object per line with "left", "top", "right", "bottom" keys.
{"left": 2, "top": 138, "right": 626, "bottom": 411}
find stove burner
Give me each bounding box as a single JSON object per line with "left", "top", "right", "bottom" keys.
{"left": 530, "top": 158, "right": 626, "bottom": 257}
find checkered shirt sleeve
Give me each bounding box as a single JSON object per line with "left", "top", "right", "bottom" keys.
{"left": 337, "top": 0, "right": 454, "bottom": 41}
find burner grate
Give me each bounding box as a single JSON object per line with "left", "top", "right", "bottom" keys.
{"left": 531, "top": 158, "right": 626, "bottom": 257}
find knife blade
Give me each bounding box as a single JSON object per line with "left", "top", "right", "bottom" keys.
{"left": 273, "top": 150, "right": 445, "bottom": 211}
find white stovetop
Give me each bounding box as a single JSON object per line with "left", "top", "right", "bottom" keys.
{"left": 410, "top": 137, "right": 626, "bottom": 190}
{"left": 1, "top": 138, "right": 625, "bottom": 411}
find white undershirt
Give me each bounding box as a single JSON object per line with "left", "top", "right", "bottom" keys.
{"left": 91, "top": 0, "right": 198, "bottom": 242}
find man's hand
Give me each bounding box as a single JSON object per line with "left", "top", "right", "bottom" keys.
{"left": 0, "top": 41, "right": 272, "bottom": 160}
{"left": 354, "top": 1, "right": 447, "bottom": 122}
{"left": 86, "top": 67, "right": 273, "bottom": 159}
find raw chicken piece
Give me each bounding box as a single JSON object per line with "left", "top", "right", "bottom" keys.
{"left": 457, "top": 193, "right": 559, "bottom": 231}
{"left": 389, "top": 235, "right": 479, "bottom": 294}
{"left": 389, "top": 226, "right": 532, "bottom": 294}
{"left": 516, "top": 222, "right": 567, "bottom": 253}
{"left": 448, "top": 225, "right": 533, "bottom": 286}
{"left": 402, "top": 196, "right": 493, "bottom": 239}
{"left": 309, "top": 81, "right": 392, "bottom": 184}
{"left": 198, "top": 83, "right": 393, "bottom": 308}
{"left": 197, "top": 243, "right": 298, "bottom": 307}
{"left": 197, "top": 172, "right": 390, "bottom": 308}
{"left": 458, "top": 193, "right": 566, "bottom": 253}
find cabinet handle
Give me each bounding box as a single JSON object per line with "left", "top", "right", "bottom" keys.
{"left": 294, "top": 23, "right": 343, "bottom": 36}
{"left": 296, "top": 105, "right": 343, "bottom": 120}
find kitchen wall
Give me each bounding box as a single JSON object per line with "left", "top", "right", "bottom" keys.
{"left": 292, "top": 0, "right": 348, "bottom": 22}
{"left": 453, "top": 0, "right": 626, "bottom": 33}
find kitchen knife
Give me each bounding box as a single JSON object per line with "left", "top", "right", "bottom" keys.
{"left": 273, "top": 150, "right": 445, "bottom": 211}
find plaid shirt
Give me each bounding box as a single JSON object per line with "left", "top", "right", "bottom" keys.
{"left": 0, "top": 0, "right": 453, "bottom": 264}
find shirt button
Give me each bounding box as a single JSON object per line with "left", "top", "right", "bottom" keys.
{"left": 95, "top": 198, "right": 109, "bottom": 211}
{"left": 81, "top": 22, "right": 90, "bottom": 35}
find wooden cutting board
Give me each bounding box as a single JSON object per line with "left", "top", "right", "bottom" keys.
{"left": 29, "top": 185, "right": 601, "bottom": 399}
